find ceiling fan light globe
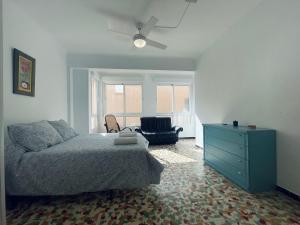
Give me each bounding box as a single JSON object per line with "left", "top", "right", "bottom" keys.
{"left": 134, "top": 38, "right": 146, "bottom": 48}
{"left": 133, "top": 34, "right": 146, "bottom": 48}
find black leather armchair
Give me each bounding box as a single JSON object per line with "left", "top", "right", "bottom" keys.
{"left": 135, "top": 117, "right": 183, "bottom": 145}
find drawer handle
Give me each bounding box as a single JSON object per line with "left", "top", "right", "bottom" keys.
{"left": 237, "top": 171, "right": 242, "bottom": 175}
{"left": 238, "top": 159, "right": 242, "bottom": 163}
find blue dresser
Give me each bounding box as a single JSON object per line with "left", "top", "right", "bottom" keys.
{"left": 203, "top": 124, "right": 276, "bottom": 193}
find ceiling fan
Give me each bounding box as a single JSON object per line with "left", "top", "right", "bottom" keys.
{"left": 108, "top": 16, "right": 166, "bottom": 50}
{"left": 107, "top": 0, "right": 198, "bottom": 50}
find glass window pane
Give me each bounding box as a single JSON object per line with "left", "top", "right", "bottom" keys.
{"left": 125, "top": 117, "right": 140, "bottom": 126}
{"left": 105, "top": 85, "right": 124, "bottom": 113}
{"left": 157, "top": 86, "right": 173, "bottom": 113}
{"left": 174, "top": 85, "right": 190, "bottom": 113}
{"left": 125, "top": 85, "right": 142, "bottom": 113}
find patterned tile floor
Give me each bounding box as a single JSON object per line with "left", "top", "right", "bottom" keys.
{"left": 7, "top": 139, "right": 300, "bottom": 225}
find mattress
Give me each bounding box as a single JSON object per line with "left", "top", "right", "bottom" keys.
{"left": 5, "top": 133, "right": 164, "bottom": 196}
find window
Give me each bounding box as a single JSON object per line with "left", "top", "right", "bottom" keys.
{"left": 105, "top": 85, "right": 124, "bottom": 113}
{"left": 157, "top": 86, "right": 173, "bottom": 113}
{"left": 174, "top": 85, "right": 190, "bottom": 113}
{"left": 157, "top": 84, "right": 190, "bottom": 114}
{"left": 105, "top": 84, "right": 142, "bottom": 127}
{"left": 156, "top": 84, "right": 191, "bottom": 127}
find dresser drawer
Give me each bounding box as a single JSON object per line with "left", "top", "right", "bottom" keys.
{"left": 205, "top": 126, "right": 246, "bottom": 145}
{"left": 205, "top": 144, "right": 247, "bottom": 172}
{"left": 205, "top": 152, "right": 248, "bottom": 189}
{"left": 205, "top": 135, "right": 247, "bottom": 159}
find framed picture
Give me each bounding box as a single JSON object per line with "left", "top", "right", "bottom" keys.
{"left": 13, "top": 48, "right": 36, "bottom": 97}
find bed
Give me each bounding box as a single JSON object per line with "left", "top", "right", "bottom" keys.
{"left": 5, "top": 132, "right": 164, "bottom": 196}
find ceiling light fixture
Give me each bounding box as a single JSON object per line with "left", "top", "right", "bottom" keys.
{"left": 133, "top": 34, "right": 146, "bottom": 48}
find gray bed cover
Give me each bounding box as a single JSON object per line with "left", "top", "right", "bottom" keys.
{"left": 5, "top": 133, "right": 164, "bottom": 196}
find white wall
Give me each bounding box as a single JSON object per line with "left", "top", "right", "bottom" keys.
{"left": 195, "top": 0, "right": 300, "bottom": 195}
{"left": 2, "top": 0, "right": 68, "bottom": 127}
{"left": 71, "top": 69, "right": 89, "bottom": 134}
{"left": 67, "top": 54, "right": 196, "bottom": 71}
{"left": 0, "top": 0, "right": 6, "bottom": 223}
{"left": 2, "top": 2, "right": 68, "bottom": 221}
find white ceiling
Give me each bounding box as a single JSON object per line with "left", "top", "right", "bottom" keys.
{"left": 13, "top": 0, "right": 263, "bottom": 59}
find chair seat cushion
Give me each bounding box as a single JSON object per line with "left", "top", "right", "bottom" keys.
{"left": 142, "top": 131, "right": 178, "bottom": 145}
{"left": 142, "top": 131, "right": 176, "bottom": 136}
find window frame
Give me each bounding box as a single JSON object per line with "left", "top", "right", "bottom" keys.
{"left": 103, "top": 81, "right": 143, "bottom": 127}
{"left": 156, "top": 82, "right": 192, "bottom": 118}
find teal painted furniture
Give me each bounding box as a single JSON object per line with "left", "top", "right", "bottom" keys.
{"left": 203, "top": 124, "right": 276, "bottom": 193}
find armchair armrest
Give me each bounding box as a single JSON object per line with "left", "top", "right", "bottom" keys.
{"left": 172, "top": 126, "right": 183, "bottom": 135}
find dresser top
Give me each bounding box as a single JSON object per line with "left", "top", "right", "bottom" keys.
{"left": 203, "top": 124, "right": 275, "bottom": 132}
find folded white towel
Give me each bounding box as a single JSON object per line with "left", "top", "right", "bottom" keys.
{"left": 119, "top": 131, "right": 137, "bottom": 137}
{"left": 114, "top": 137, "right": 138, "bottom": 145}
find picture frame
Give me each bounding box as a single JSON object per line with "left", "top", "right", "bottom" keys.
{"left": 13, "top": 48, "right": 36, "bottom": 97}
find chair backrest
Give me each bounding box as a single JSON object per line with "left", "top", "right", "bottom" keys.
{"left": 156, "top": 117, "right": 172, "bottom": 131}
{"left": 104, "top": 114, "right": 120, "bottom": 133}
{"left": 141, "top": 117, "right": 157, "bottom": 132}
{"left": 140, "top": 117, "right": 172, "bottom": 132}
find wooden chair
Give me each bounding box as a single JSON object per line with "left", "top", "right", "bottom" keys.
{"left": 104, "top": 114, "right": 132, "bottom": 133}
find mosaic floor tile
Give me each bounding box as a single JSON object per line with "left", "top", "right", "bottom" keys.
{"left": 6, "top": 139, "right": 300, "bottom": 225}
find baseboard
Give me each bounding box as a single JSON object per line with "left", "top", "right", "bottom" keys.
{"left": 276, "top": 186, "right": 300, "bottom": 201}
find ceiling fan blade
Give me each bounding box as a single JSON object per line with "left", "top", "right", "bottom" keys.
{"left": 140, "top": 16, "right": 158, "bottom": 37}
{"left": 108, "top": 28, "right": 132, "bottom": 40}
{"left": 107, "top": 16, "right": 136, "bottom": 37}
{"left": 146, "top": 39, "right": 167, "bottom": 50}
